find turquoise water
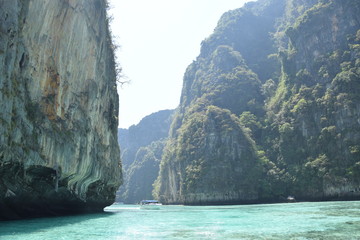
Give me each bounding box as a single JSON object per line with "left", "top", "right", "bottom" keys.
{"left": 1, "top": 201, "right": 360, "bottom": 239}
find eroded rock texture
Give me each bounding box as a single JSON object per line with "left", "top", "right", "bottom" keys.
{"left": 0, "top": 0, "right": 121, "bottom": 220}
{"left": 117, "top": 109, "right": 174, "bottom": 204}
{"left": 155, "top": 0, "right": 360, "bottom": 205}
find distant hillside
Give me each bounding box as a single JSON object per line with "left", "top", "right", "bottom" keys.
{"left": 154, "top": 0, "right": 360, "bottom": 204}
{"left": 117, "top": 109, "right": 174, "bottom": 203}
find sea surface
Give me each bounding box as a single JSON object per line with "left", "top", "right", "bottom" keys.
{"left": 0, "top": 201, "right": 360, "bottom": 239}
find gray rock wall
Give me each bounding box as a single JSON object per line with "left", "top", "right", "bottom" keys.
{"left": 156, "top": 106, "right": 261, "bottom": 205}
{"left": 0, "top": 0, "right": 121, "bottom": 220}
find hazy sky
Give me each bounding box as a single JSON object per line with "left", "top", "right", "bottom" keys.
{"left": 108, "top": 0, "right": 253, "bottom": 128}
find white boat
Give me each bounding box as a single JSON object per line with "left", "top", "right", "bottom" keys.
{"left": 140, "top": 200, "right": 162, "bottom": 210}
{"left": 287, "top": 196, "right": 296, "bottom": 203}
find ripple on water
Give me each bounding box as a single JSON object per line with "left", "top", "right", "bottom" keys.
{"left": 1, "top": 201, "right": 360, "bottom": 240}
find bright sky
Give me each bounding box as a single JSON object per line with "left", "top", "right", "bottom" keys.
{"left": 108, "top": 0, "right": 253, "bottom": 128}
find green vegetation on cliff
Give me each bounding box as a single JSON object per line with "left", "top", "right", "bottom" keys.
{"left": 154, "top": 105, "right": 263, "bottom": 204}
{"left": 154, "top": 0, "right": 360, "bottom": 204}
{"left": 117, "top": 110, "right": 174, "bottom": 203}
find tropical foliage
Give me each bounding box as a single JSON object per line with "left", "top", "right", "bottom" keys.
{"left": 152, "top": 0, "right": 360, "bottom": 204}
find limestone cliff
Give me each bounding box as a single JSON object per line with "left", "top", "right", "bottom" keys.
{"left": 155, "top": 106, "right": 261, "bottom": 205}
{"left": 118, "top": 109, "right": 174, "bottom": 203}
{"left": 0, "top": 0, "right": 121, "bottom": 220}
{"left": 268, "top": 0, "right": 360, "bottom": 200}
{"left": 155, "top": 0, "right": 360, "bottom": 205}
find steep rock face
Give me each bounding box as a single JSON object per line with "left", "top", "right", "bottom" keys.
{"left": 121, "top": 140, "right": 165, "bottom": 204}
{"left": 119, "top": 109, "right": 174, "bottom": 168}
{"left": 117, "top": 109, "right": 174, "bottom": 203}
{"left": 199, "top": 0, "right": 285, "bottom": 83}
{"left": 0, "top": 0, "right": 121, "bottom": 219}
{"left": 155, "top": 0, "right": 279, "bottom": 205}
{"left": 268, "top": 0, "right": 360, "bottom": 200}
{"left": 156, "top": 0, "right": 360, "bottom": 205}
{"left": 155, "top": 106, "right": 261, "bottom": 205}
{"left": 178, "top": 45, "right": 264, "bottom": 117}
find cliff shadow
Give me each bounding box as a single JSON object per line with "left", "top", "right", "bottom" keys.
{"left": 0, "top": 212, "right": 116, "bottom": 237}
